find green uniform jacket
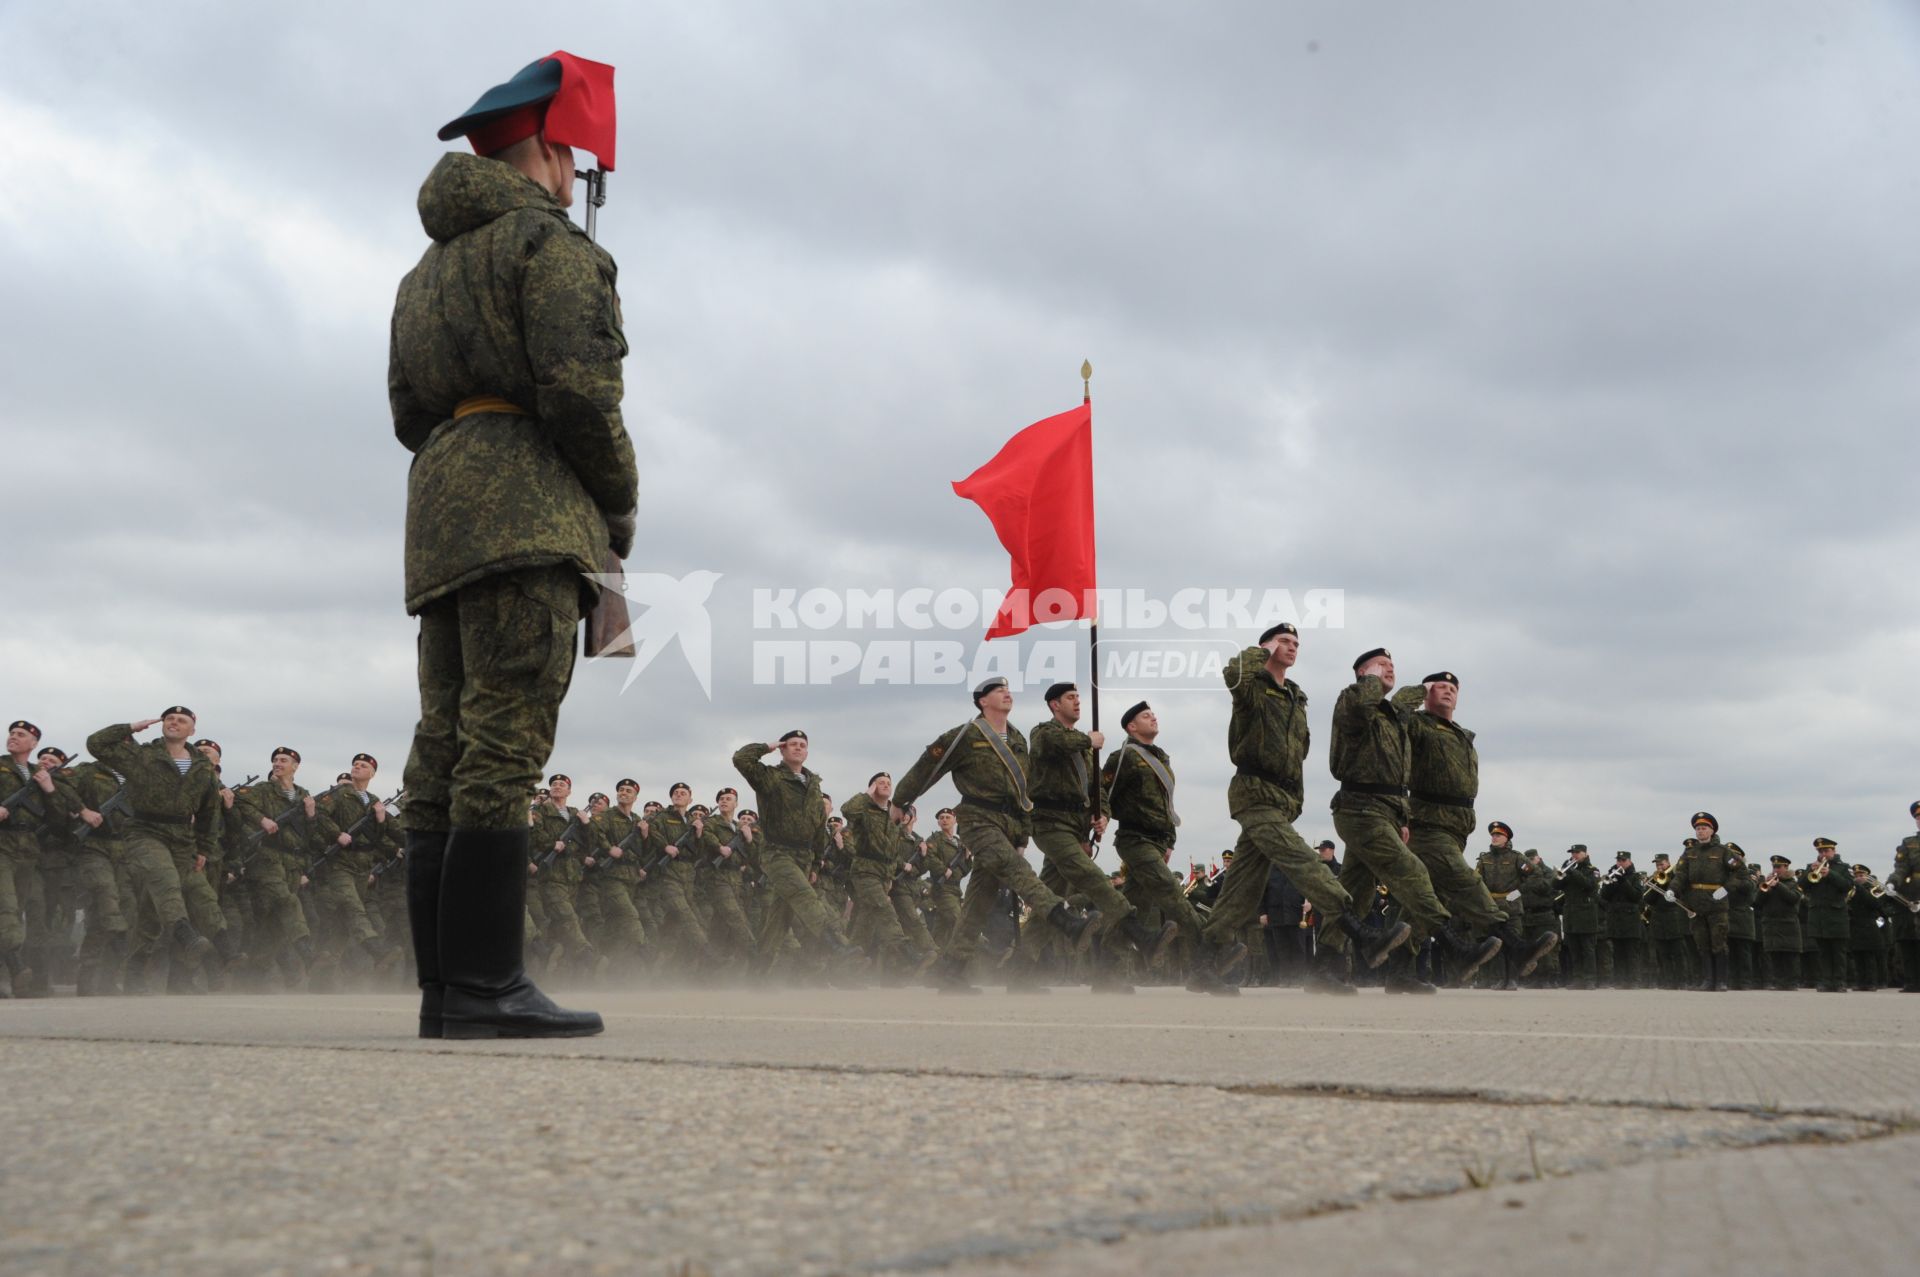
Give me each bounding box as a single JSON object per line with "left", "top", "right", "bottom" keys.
{"left": 1389, "top": 687, "right": 1478, "bottom": 840}
{"left": 63, "top": 761, "right": 129, "bottom": 850}
{"left": 1892, "top": 834, "right": 1920, "bottom": 939}
{"left": 926, "top": 829, "right": 971, "bottom": 892}
{"left": 1519, "top": 861, "right": 1558, "bottom": 933}
{"left": 389, "top": 153, "right": 637, "bottom": 615}
{"left": 1725, "top": 872, "right": 1758, "bottom": 941}
{"left": 840, "top": 793, "right": 897, "bottom": 878}
{"left": 532, "top": 802, "right": 588, "bottom": 888}
{"left": 732, "top": 745, "right": 828, "bottom": 859}
{"left": 1599, "top": 865, "right": 1646, "bottom": 939}
{"left": 1328, "top": 674, "right": 1411, "bottom": 821}
{"left": 230, "top": 782, "right": 322, "bottom": 871}
{"left": 315, "top": 785, "right": 396, "bottom": 875}
{"left": 1101, "top": 739, "right": 1179, "bottom": 848}
{"left": 643, "top": 805, "right": 701, "bottom": 881}
{"left": 1670, "top": 837, "right": 1737, "bottom": 915}
{"left": 83, "top": 725, "right": 222, "bottom": 861}
{"left": 1848, "top": 886, "right": 1892, "bottom": 949}
{"left": 1560, "top": 860, "right": 1601, "bottom": 934}
{"left": 1, "top": 757, "right": 62, "bottom": 854}
{"left": 1224, "top": 646, "right": 1308, "bottom": 821}
{"left": 1027, "top": 720, "right": 1106, "bottom": 833}
{"left": 894, "top": 721, "right": 1032, "bottom": 846}
{"left": 1755, "top": 877, "right": 1803, "bottom": 951}
{"left": 1476, "top": 845, "right": 1526, "bottom": 905}
{"left": 1802, "top": 860, "right": 1851, "bottom": 940}
{"left": 591, "top": 805, "right": 646, "bottom": 882}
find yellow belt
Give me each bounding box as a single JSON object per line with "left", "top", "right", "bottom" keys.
{"left": 452, "top": 395, "right": 527, "bottom": 419}
{"left": 1691, "top": 884, "right": 1721, "bottom": 891}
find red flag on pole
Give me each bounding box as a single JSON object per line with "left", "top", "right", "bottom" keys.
{"left": 953, "top": 402, "right": 1097, "bottom": 640}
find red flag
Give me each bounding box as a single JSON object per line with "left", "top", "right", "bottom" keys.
{"left": 953, "top": 403, "right": 1096, "bottom": 640}
{"left": 543, "top": 51, "right": 618, "bottom": 171}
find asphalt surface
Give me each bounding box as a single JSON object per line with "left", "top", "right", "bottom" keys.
{"left": 1, "top": 985, "right": 1914, "bottom": 1276}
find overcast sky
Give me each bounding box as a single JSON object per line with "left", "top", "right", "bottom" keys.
{"left": 4, "top": 0, "right": 1916, "bottom": 875}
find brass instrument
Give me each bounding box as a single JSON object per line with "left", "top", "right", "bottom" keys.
{"left": 1759, "top": 868, "right": 1780, "bottom": 893}
{"left": 1806, "top": 858, "right": 1830, "bottom": 883}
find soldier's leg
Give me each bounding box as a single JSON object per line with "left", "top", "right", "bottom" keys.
{"left": 939, "top": 856, "right": 1013, "bottom": 967}
{"left": 1113, "top": 839, "right": 1203, "bottom": 944}
{"left": 0, "top": 844, "right": 28, "bottom": 981}
{"left": 1331, "top": 810, "right": 1450, "bottom": 938}
{"left": 758, "top": 851, "right": 844, "bottom": 950}
{"left": 596, "top": 878, "right": 648, "bottom": 959}
{"left": 850, "top": 872, "right": 909, "bottom": 968}
{"left": 1408, "top": 826, "right": 1501, "bottom": 936}
{"left": 539, "top": 881, "right": 593, "bottom": 961}
{"left": 1031, "top": 826, "right": 1134, "bottom": 936}
{"left": 318, "top": 863, "right": 379, "bottom": 957}
{"left": 891, "top": 884, "right": 936, "bottom": 957}
{"left": 703, "top": 881, "right": 754, "bottom": 962}
{"left": 1207, "top": 809, "right": 1350, "bottom": 948}
{"left": 657, "top": 874, "right": 711, "bottom": 958}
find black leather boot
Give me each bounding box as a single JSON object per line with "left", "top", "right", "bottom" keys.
{"left": 1302, "top": 948, "right": 1358, "bottom": 995}
{"left": 1710, "top": 952, "right": 1729, "bottom": 992}
{"left": 1337, "top": 913, "right": 1412, "bottom": 969}
{"left": 438, "top": 828, "right": 603, "bottom": 1040}
{"left": 1437, "top": 922, "right": 1502, "bottom": 983}
{"left": 1048, "top": 903, "right": 1097, "bottom": 953}
{"left": 1499, "top": 923, "right": 1558, "bottom": 978}
{"left": 404, "top": 829, "right": 448, "bottom": 1038}
{"left": 931, "top": 953, "right": 981, "bottom": 995}
{"left": 169, "top": 918, "right": 214, "bottom": 964}
{"left": 1120, "top": 915, "right": 1179, "bottom": 967}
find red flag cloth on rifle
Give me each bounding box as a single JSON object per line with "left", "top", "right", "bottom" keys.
{"left": 952, "top": 403, "right": 1097, "bottom": 640}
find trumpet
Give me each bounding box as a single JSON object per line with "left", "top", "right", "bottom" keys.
{"left": 1759, "top": 869, "right": 1780, "bottom": 892}
{"left": 1806, "top": 859, "right": 1830, "bottom": 883}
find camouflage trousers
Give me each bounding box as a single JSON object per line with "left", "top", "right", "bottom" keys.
{"left": 755, "top": 846, "right": 846, "bottom": 956}
{"left": 537, "top": 876, "right": 592, "bottom": 958}
{"left": 1111, "top": 832, "right": 1202, "bottom": 946}
{"left": 1687, "top": 903, "right": 1731, "bottom": 957}
{"left": 928, "top": 885, "right": 963, "bottom": 945}
{"left": 1320, "top": 808, "right": 1450, "bottom": 952}
{"left": 404, "top": 565, "right": 579, "bottom": 832}
{"left": 0, "top": 832, "right": 31, "bottom": 953}
{"left": 891, "top": 882, "right": 936, "bottom": 957}
{"left": 1031, "top": 821, "right": 1134, "bottom": 936}
{"left": 652, "top": 864, "right": 710, "bottom": 956}
{"left": 848, "top": 866, "right": 911, "bottom": 963}
{"left": 1406, "top": 825, "right": 1502, "bottom": 933}
{"left": 72, "top": 847, "right": 128, "bottom": 951}
{"left": 698, "top": 873, "right": 754, "bottom": 958}
{"left": 586, "top": 873, "right": 647, "bottom": 953}
{"left": 941, "top": 821, "right": 1064, "bottom": 965}
{"left": 1204, "top": 804, "right": 1350, "bottom": 948}
{"left": 312, "top": 860, "right": 378, "bottom": 953}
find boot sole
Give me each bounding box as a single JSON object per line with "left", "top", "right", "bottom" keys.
{"left": 441, "top": 1020, "right": 605, "bottom": 1040}
{"left": 1454, "top": 938, "right": 1503, "bottom": 984}
{"left": 1361, "top": 921, "right": 1413, "bottom": 969}
{"left": 1137, "top": 920, "right": 1180, "bottom": 967}
{"left": 1517, "top": 932, "right": 1559, "bottom": 978}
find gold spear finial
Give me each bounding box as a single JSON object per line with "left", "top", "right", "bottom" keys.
{"left": 1081, "top": 359, "right": 1093, "bottom": 401}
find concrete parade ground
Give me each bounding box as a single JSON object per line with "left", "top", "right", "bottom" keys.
{"left": 2, "top": 985, "right": 1917, "bottom": 1276}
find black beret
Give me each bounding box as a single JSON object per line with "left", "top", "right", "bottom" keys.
{"left": 1423, "top": 671, "right": 1458, "bottom": 687}
{"left": 192, "top": 738, "right": 221, "bottom": 753}
{"left": 617, "top": 778, "right": 640, "bottom": 789}
{"left": 1352, "top": 647, "right": 1390, "bottom": 672}
{"left": 353, "top": 753, "right": 378, "bottom": 769}
{"left": 936, "top": 807, "right": 955, "bottom": 818}
{"left": 715, "top": 787, "right": 736, "bottom": 801}
{"left": 668, "top": 781, "right": 692, "bottom": 796}
{"left": 1690, "top": 811, "right": 1718, "bottom": 831}
{"left": 8, "top": 720, "right": 40, "bottom": 738}
{"left": 1911, "top": 800, "right": 1920, "bottom": 817}
{"left": 1121, "top": 701, "right": 1151, "bottom": 729}
{"left": 1487, "top": 821, "right": 1513, "bottom": 839}
{"left": 1042, "top": 682, "right": 1077, "bottom": 705}
{"left": 1315, "top": 839, "right": 1336, "bottom": 850}
{"left": 778, "top": 729, "right": 807, "bottom": 743}
{"left": 972, "top": 676, "right": 1010, "bottom": 703}
{"left": 36, "top": 746, "right": 66, "bottom": 762}
{"left": 1812, "top": 836, "right": 1836, "bottom": 850}
{"left": 588, "top": 792, "right": 607, "bottom": 804}
{"left": 868, "top": 772, "right": 891, "bottom": 786}
{"left": 336, "top": 772, "right": 351, "bottom": 783}
{"left": 161, "top": 706, "right": 195, "bottom": 721}
{"left": 547, "top": 773, "right": 570, "bottom": 785}
{"left": 271, "top": 746, "right": 301, "bottom": 763}
{"left": 1259, "top": 622, "right": 1298, "bottom": 645}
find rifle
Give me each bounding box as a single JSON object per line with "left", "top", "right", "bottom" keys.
{"left": 304, "top": 789, "right": 404, "bottom": 883}
{"left": 231, "top": 782, "right": 346, "bottom": 877}
{"left": 585, "top": 817, "right": 648, "bottom": 874}
{"left": 0, "top": 763, "right": 57, "bottom": 822}
{"left": 537, "top": 808, "right": 590, "bottom": 870}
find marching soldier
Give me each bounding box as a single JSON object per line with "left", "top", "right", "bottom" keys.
{"left": 1097, "top": 703, "right": 1215, "bottom": 986}
{"left": 893, "top": 678, "right": 1093, "bottom": 993}
{"left": 228, "top": 750, "right": 322, "bottom": 984}
{"left": 1892, "top": 801, "right": 1920, "bottom": 992}
{"left": 1197, "top": 628, "right": 1402, "bottom": 997}
{"left": 925, "top": 808, "right": 969, "bottom": 946}
{"left": 842, "top": 773, "right": 927, "bottom": 980}
{"left": 395, "top": 52, "right": 630, "bottom": 1040}
{"left": 733, "top": 734, "right": 860, "bottom": 968}
{"left": 1801, "top": 837, "right": 1851, "bottom": 992}
{"left": 583, "top": 778, "right": 649, "bottom": 968}
{"left": 61, "top": 746, "right": 135, "bottom": 995}
{"left": 1316, "top": 649, "right": 1499, "bottom": 986}
{"left": 695, "top": 787, "right": 756, "bottom": 971}
{"left": 531, "top": 775, "right": 597, "bottom": 972}
{"left": 1667, "top": 812, "right": 1736, "bottom": 991}
{"left": 0, "top": 721, "right": 60, "bottom": 996}
{"left": 644, "top": 782, "right": 711, "bottom": 964}
{"left": 312, "top": 753, "right": 399, "bottom": 977}
{"left": 1028, "top": 682, "right": 1174, "bottom": 990}
{"left": 1755, "top": 854, "right": 1804, "bottom": 988}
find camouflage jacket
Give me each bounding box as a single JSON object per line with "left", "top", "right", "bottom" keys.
{"left": 1390, "top": 687, "right": 1478, "bottom": 838}
{"left": 1328, "top": 675, "right": 1412, "bottom": 819}
{"left": 1670, "top": 836, "right": 1738, "bottom": 914}
{"left": 591, "top": 805, "right": 647, "bottom": 881}
{"left": 894, "top": 720, "right": 1032, "bottom": 845}
{"left": 532, "top": 801, "right": 589, "bottom": 886}
{"left": 231, "top": 781, "right": 326, "bottom": 867}
{"left": 83, "top": 725, "right": 223, "bottom": 859}
{"left": 0, "top": 755, "right": 60, "bottom": 847}
{"left": 1476, "top": 844, "right": 1525, "bottom": 899}
{"left": 840, "top": 793, "right": 897, "bottom": 877}
{"left": 1027, "top": 719, "right": 1106, "bottom": 830}
{"left": 390, "top": 154, "right": 637, "bottom": 614}
{"left": 1891, "top": 834, "right": 1920, "bottom": 895}
{"left": 732, "top": 744, "right": 828, "bottom": 860}
{"left": 1101, "top": 738, "right": 1178, "bottom": 847}
{"left": 643, "top": 804, "right": 702, "bottom": 880}
{"left": 1224, "top": 646, "right": 1308, "bottom": 820}
{"left": 314, "top": 785, "right": 397, "bottom": 874}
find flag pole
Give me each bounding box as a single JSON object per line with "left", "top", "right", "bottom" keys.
{"left": 1083, "top": 359, "right": 1103, "bottom": 846}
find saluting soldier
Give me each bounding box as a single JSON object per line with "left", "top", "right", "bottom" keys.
{"left": 1317, "top": 649, "right": 1499, "bottom": 986}
{"left": 893, "top": 678, "right": 1093, "bottom": 993}
{"left": 395, "top": 52, "right": 631, "bottom": 1040}
{"left": 1097, "top": 703, "right": 1216, "bottom": 987}
{"left": 1891, "top": 801, "right": 1920, "bottom": 992}
{"left": 1029, "top": 682, "right": 1174, "bottom": 990}
{"left": 1666, "top": 812, "right": 1737, "bottom": 991}
{"left": 734, "top": 733, "right": 860, "bottom": 968}
{"left": 1801, "top": 837, "right": 1851, "bottom": 993}
{"left": 1755, "top": 854, "right": 1804, "bottom": 988}
{"left": 0, "top": 722, "right": 62, "bottom": 997}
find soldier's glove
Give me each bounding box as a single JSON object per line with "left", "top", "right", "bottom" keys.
{"left": 605, "top": 509, "right": 637, "bottom": 559}
{"left": 1663, "top": 890, "right": 1677, "bottom": 903}
{"left": 1712, "top": 887, "right": 1728, "bottom": 900}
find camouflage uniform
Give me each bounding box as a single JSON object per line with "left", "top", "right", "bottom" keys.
{"left": 83, "top": 724, "right": 223, "bottom": 966}
{"left": 695, "top": 812, "right": 756, "bottom": 964}
{"left": 732, "top": 744, "right": 847, "bottom": 957}
{"left": 0, "top": 757, "right": 59, "bottom": 987}
{"left": 312, "top": 785, "right": 397, "bottom": 963}
{"left": 58, "top": 761, "right": 134, "bottom": 992}
{"left": 1027, "top": 719, "right": 1130, "bottom": 940}
{"left": 924, "top": 829, "right": 970, "bottom": 945}
{"left": 391, "top": 154, "right": 637, "bottom": 834}
{"left": 1318, "top": 675, "right": 1450, "bottom": 953}
{"left": 842, "top": 793, "right": 916, "bottom": 972}
{"left": 895, "top": 719, "right": 1070, "bottom": 967}
{"left": 1389, "top": 686, "right": 1503, "bottom": 940}
{"left": 530, "top": 800, "right": 594, "bottom": 962}
{"left": 1099, "top": 737, "right": 1203, "bottom": 946}
{"left": 643, "top": 804, "right": 710, "bottom": 959}
{"left": 228, "top": 781, "right": 320, "bottom": 974}
{"left": 585, "top": 804, "right": 649, "bottom": 959}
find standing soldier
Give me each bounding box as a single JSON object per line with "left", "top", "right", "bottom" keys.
{"left": 1476, "top": 822, "right": 1554, "bottom": 991}
{"left": 1755, "top": 855, "right": 1804, "bottom": 988}
{"left": 893, "top": 678, "right": 1094, "bottom": 993}
{"left": 1558, "top": 846, "right": 1602, "bottom": 989}
{"left": 1518, "top": 850, "right": 1560, "bottom": 986}
{"left": 1196, "top": 628, "right": 1403, "bottom": 997}
{"left": 1892, "top": 801, "right": 1920, "bottom": 992}
{"left": 1392, "top": 672, "right": 1555, "bottom": 988}
{"left": 1723, "top": 846, "right": 1760, "bottom": 990}
{"left": 1029, "top": 682, "right": 1175, "bottom": 989}
{"left": 1643, "top": 853, "right": 1690, "bottom": 988}
{"left": 1666, "top": 812, "right": 1736, "bottom": 991}
{"left": 1801, "top": 837, "right": 1851, "bottom": 993}
{"left": 1098, "top": 703, "right": 1216, "bottom": 987}
{"left": 1599, "top": 851, "right": 1644, "bottom": 987}
{"left": 1317, "top": 649, "right": 1499, "bottom": 985}
{"left": 734, "top": 734, "right": 860, "bottom": 968}
{"left": 1846, "top": 863, "right": 1889, "bottom": 990}
{"left": 396, "top": 52, "right": 631, "bottom": 1040}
